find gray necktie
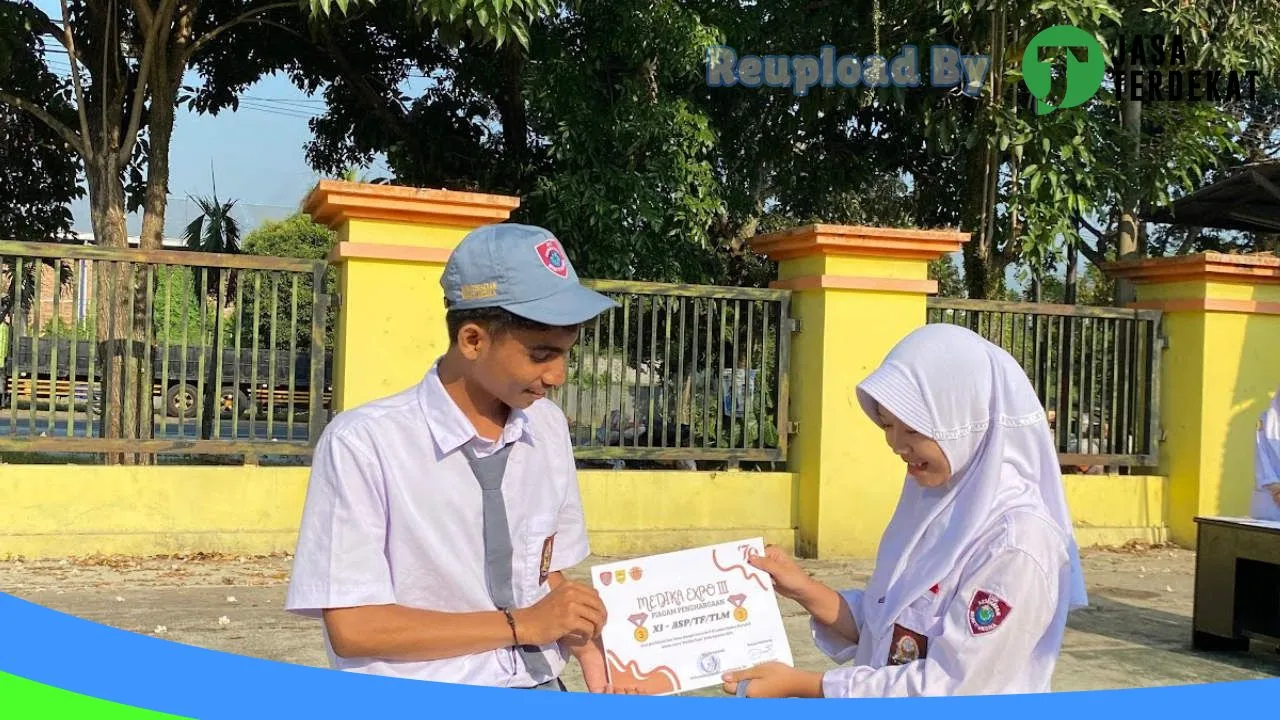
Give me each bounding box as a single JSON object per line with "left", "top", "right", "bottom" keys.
{"left": 459, "top": 441, "right": 557, "bottom": 686}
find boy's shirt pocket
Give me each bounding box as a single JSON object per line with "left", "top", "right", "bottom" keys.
{"left": 520, "top": 513, "right": 559, "bottom": 604}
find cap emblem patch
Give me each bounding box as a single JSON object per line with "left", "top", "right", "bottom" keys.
{"left": 535, "top": 238, "right": 570, "bottom": 278}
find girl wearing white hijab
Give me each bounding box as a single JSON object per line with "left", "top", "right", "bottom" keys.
{"left": 1252, "top": 386, "right": 1280, "bottom": 521}
{"left": 721, "top": 324, "right": 1088, "bottom": 698}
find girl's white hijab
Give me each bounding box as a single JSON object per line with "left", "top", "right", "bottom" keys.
{"left": 854, "top": 324, "right": 1088, "bottom": 651}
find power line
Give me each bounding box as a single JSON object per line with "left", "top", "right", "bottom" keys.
{"left": 243, "top": 95, "right": 326, "bottom": 104}
{"left": 235, "top": 99, "right": 319, "bottom": 120}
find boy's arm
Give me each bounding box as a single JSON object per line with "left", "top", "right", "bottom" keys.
{"left": 323, "top": 580, "right": 605, "bottom": 663}
{"left": 548, "top": 572, "right": 611, "bottom": 692}
{"left": 567, "top": 636, "right": 611, "bottom": 692}
{"left": 323, "top": 605, "right": 527, "bottom": 661}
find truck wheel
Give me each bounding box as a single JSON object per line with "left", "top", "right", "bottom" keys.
{"left": 220, "top": 387, "right": 252, "bottom": 419}
{"left": 165, "top": 383, "right": 198, "bottom": 419}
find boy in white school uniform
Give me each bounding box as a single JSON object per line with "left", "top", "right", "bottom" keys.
{"left": 285, "top": 223, "right": 622, "bottom": 692}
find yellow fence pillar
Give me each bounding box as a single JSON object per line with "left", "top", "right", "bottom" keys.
{"left": 301, "top": 182, "right": 520, "bottom": 410}
{"left": 749, "top": 225, "right": 968, "bottom": 558}
{"left": 1108, "top": 252, "right": 1280, "bottom": 545}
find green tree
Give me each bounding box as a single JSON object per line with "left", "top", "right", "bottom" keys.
{"left": 930, "top": 256, "right": 966, "bottom": 299}
{"left": 238, "top": 213, "right": 337, "bottom": 355}
{"left": 283, "top": 0, "right": 1280, "bottom": 300}
{"left": 1, "top": 0, "right": 536, "bottom": 454}
{"left": 0, "top": 3, "right": 82, "bottom": 343}
{"left": 0, "top": 3, "right": 81, "bottom": 246}
{"left": 183, "top": 187, "right": 243, "bottom": 435}
{"left": 0, "top": 0, "right": 306, "bottom": 452}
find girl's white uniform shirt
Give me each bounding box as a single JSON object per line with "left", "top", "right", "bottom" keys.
{"left": 1252, "top": 389, "right": 1280, "bottom": 521}
{"left": 812, "top": 510, "right": 1070, "bottom": 697}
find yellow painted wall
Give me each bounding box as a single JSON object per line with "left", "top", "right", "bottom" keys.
{"left": 1138, "top": 282, "right": 1280, "bottom": 545}
{"left": 332, "top": 217, "right": 474, "bottom": 410}
{"left": 336, "top": 258, "right": 448, "bottom": 410}
{"left": 786, "top": 289, "right": 825, "bottom": 555}
{"left": 342, "top": 218, "right": 484, "bottom": 251}
{"left": 1064, "top": 474, "right": 1168, "bottom": 547}
{"left": 577, "top": 471, "right": 798, "bottom": 557}
{"left": 0, "top": 468, "right": 799, "bottom": 560}
{"left": 0, "top": 466, "right": 1165, "bottom": 560}
{"left": 778, "top": 254, "right": 929, "bottom": 281}
{"left": 819, "top": 289, "right": 927, "bottom": 558}
{"left": 1197, "top": 313, "right": 1266, "bottom": 525}
{"left": 786, "top": 267, "right": 935, "bottom": 558}
{"left": 0, "top": 465, "right": 311, "bottom": 559}
{"left": 1157, "top": 311, "right": 1208, "bottom": 545}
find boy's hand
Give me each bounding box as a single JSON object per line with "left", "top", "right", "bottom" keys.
{"left": 1268, "top": 483, "right": 1280, "bottom": 506}
{"left": 514, "top": 581, "right": 606, "bottom": 646}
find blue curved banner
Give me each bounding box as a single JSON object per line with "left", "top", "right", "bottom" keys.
{"left": 1, "top": 591, "right": 1277, "bottom": 718}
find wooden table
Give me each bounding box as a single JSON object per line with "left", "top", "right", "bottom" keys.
{"left": 1192, "top": 516, "right": 1280, "bottom": 650}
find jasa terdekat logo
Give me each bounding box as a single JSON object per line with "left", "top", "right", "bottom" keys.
{"left": 1021, "top": 25, "right": 1261, "bottom": 115}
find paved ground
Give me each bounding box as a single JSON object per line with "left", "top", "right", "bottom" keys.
{"left": 2, "top": 544, "right": 1278, "bottom": 696}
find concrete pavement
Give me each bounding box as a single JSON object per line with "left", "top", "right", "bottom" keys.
{"left": 1, "top": 545, "right": 1277, "bottom": 696}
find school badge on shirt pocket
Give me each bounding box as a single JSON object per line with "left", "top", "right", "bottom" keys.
{"left": 539, "top": 534, "right": 556, "bottom": 585}
{"left": 888, "top": 624, "right": 928, "bottom": 665}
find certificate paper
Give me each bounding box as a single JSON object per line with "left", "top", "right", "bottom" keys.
{"left": 591, "top": 538, "right": 794, "bottom": 696}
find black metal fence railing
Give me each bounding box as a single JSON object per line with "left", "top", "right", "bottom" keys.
{"left": 0, "top": 241, "right": 334, "bottom": 464}
{"left": 927, "top": 298, "right": 1164, "bottom": 468}
{"left": 552, "top": 279, "right": 794, "bottom": 468}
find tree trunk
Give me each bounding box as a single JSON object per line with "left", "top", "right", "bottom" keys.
{"left": 1065, "top": 240, "right": 1079, "bottom": 305}
{"left": 86, "top": 160, "right": 133, "bottom": 460}
{"left": 962, "top": 142, "right": 1005, "bottom": 299}
{"left": 962, "top": 8, "right": 1007, "bottom": 300}
{"left": 132, "top": 56, "right": 184, "bottom": 458}
{"left": 496, "top": 41, "right": 529, "bottom": 189}
{"left": 1114, "top": 97, "right": 1143, "bottom": 305}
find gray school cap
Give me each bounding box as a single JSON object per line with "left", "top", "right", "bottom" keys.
{"left": 441, "top": 223, "right": 617, "bottom": 326}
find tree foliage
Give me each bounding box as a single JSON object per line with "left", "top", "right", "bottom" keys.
{"left": 239, "top": 213, "right": 337, "bottom": 354}
{"left": 284, "top": 0, "right": 1280, "bottom": 298}
{"left": 0, "top": 2, "right": 82, "bottom": 244}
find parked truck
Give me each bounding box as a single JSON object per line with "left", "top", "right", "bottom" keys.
{"left": 0, "top": 334, "right": 332, "bottom": 419}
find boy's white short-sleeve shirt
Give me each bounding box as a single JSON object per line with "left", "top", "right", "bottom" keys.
{"left": 284, "top": 362, "right": 590, "bottom": 688}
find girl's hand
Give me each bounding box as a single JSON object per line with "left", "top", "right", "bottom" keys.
{"left": 721, "top": 662, "right": 824, "bottom": 699}
{"left": 749, "top": 546, "right": 817, "bottom": 602}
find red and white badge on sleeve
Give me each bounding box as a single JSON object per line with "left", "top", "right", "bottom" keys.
{"left": 967, "top": 589, "right": 1011, "bottom": 636}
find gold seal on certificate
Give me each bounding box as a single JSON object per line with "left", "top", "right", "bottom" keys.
{"left": 591, "top": 538, "right": 794, "bottom": 696}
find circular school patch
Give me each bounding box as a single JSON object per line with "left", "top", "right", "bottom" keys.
{"left": 891, "top": 635, "right": 919, "bottom": 664}
{"left": 967, "top": 589, "right": 1012, "bottom": 636}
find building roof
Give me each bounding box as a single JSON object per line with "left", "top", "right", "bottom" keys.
{"left": 1145, "top": 159, "right": 1280, "bottom": 233}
